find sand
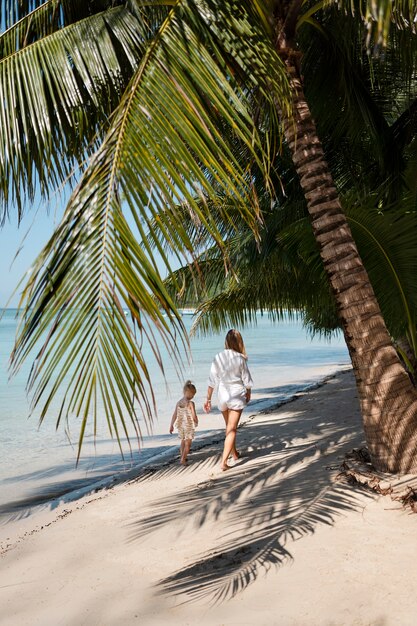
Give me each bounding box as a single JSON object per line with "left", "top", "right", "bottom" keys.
{"left": 1, "top": 369, "right": 417, "bottom": 626}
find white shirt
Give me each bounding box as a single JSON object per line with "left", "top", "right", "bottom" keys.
{"left": 208, "top": 349, "right": 253, "bottom": 389}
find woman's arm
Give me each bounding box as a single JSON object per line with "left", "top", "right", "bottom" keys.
{"left": 241, "top": 358, "right": 253, "bottom": 403}
{"left": 208, "top": 356, "right": 219, "bottom": 389}
{"left": 241, "top": 358, "right": 253, "bottom": 389}
{"left": 204, "top": 386, "right": 214, "bottom": 413}
{"left": 205, "top": 356, "right": 218, "bottom": 413}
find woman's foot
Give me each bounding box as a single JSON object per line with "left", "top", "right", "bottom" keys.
{"left": 232, "top": 450, "right": 240, "bottom": 460}
{"left": 221, "top": 463, "right": 231, "bottom": 471}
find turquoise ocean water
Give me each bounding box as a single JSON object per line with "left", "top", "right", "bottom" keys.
{"left": 0, "top": 309, "right": 350, "bottom": 520}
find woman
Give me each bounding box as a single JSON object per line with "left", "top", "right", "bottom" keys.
{"left": 204, "top": 329, "right": 253, "bottom": 470}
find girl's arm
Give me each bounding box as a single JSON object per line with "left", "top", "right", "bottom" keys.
{"left": 169, "top": 403, "right": 178, "bottom": 433}
{"left": 190, "top": 401, "right": 198, "bottom": 426}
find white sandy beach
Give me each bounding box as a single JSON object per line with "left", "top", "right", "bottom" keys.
{"left": 1, "top": 369, "right": 417, "bottom": 626}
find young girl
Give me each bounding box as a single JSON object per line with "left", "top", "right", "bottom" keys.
{"left": 169, "top": 380, "right": 199, "bottom": 465}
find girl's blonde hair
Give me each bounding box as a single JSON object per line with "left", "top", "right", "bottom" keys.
{"left": 225, "top": 329, "right": 247, "bottom": 358}
{"left": 183, "top": 380, "right": 196, "bottom": 394}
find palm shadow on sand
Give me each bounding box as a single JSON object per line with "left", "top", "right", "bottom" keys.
{"left": 127, "top": 371, "right": 377, "bottom": 605}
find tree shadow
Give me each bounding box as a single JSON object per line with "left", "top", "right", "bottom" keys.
{"left": 127, "top": 372, "right": 375, "bottom": 605}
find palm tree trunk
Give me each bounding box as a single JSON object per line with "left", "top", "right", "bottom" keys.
{"left": 280, "top": 55, "right": 417, "bottom": 473}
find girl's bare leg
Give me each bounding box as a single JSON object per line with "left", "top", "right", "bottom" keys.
{"left": 180, "top": 440, "right": 185, "bottom": 462}
{"left": 181, "top": 439, "right": 192, "bottom": 465}
{"left": 221, "top": 410, "right": 240, "bottom": 460}
{"left": 221, "top": 409, "right": 242, "bottom": 470}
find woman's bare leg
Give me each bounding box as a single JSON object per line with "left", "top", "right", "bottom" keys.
{"left": 221, "top": 410, "right": 240, "bottom": 460}
{"left": 221, "top": 409, "right": 242, "bottom": 470}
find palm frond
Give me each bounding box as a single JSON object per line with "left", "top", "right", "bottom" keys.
{"left": 166, "top": 188, "right": 417, "bottom": 347}
{"left": 327, "top": 0, "right": 417, "bottom": 49}
{"left": 0, "top": 0, "right": 129, "bottom": 29}
{"left": 346, "top": 195, "right": 417, "bottom": 348}
{"left": 0, "top": 0, "right": 50, "bottom": 29}
{"left": 300, "top": 5, "right": 417, "bottom": 202}
{"left": 0, "top": 3, "right": 148, "bottom": 222}
{"left": 0, "top": 0, "right": 121, "bottom": 58}
{"left": 11, "top": 0, "right": 292, "bottom": 454}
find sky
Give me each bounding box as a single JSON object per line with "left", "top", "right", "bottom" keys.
{"left": 0, "top": 198, "right": 178, "bottom": 309}
{"left": 0, "top": 203, "right": 64, "bottom": 308}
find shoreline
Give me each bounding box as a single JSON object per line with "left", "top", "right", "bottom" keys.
{"left": 1, "top": 310, "right": 351, "bottom": 523}
{"left": 0, "top": 364, "right": 352, "bottom": 536}
{"left": 1, "top": 367, "right": 355, "bottom": 555}
{"left": 2, "top": 368, "right": 417, "bottom": 625}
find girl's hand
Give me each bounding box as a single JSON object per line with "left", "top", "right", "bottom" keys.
{"left": 194, "top": 419, "right": 199, "bottom": 426}
{"left": 203, "top": 400, "right": 211, "bottom": 413}
{"left": 169, "top": 425, "right": 174, "bottom": 434}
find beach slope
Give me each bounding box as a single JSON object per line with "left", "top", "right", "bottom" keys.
{"left": 1, "top": 369, "right": 417, "bottom": 626}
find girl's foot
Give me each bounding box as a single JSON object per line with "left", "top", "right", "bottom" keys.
{"left": 180, "top": 458, "right": 188, "bottom": 466}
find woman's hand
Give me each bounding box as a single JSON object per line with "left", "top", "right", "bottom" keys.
{"left": 203, "top": 399, "right": 212, "bottom": 413}
{"left": 245, "top": 389, "right": 251, "bottom": 404}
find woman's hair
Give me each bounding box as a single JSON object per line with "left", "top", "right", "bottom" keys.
{"left": 183, "top": 380, "right": 197, "bottom": 394}
{"left": 225, "top": 329, "right": 247, "bottom": 357}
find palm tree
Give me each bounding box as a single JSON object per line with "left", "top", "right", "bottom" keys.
{"left": 4, "top": 0, "right": 417, "bottom": 471}
{"left": 165, "top": 193, "right": 417, "bottom": 374}
{"left": 270, "top": 1, "right": 417, "bottom": 472}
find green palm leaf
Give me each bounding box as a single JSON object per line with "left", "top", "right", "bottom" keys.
{"left": 181, "top": 196, "right": 417, "bottom": 351}
{"left": 346, "top": 197, "right": 417, "bottom": 349}
{"left": 10, "top": 0, "right": 417, "bottom": 459}
{"left": 0, "top": 2, "right": 149, "bottom": 221}
{"left": 11, "top": 0, "right": 291, "bottom": 456}
{"left": 325, "top": 1, "right": 417, "bottom": 49}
